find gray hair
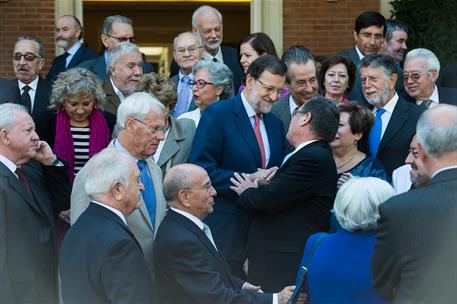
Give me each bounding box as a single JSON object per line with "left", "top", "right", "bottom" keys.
{"left": 106, "top": 41, "right": 141, "bottom": 75}
{"left": 359, "top": 54, "right": 397, "bottom": 78}
{"left": 101, "top": 15, "right": 132, "bottom": 35}
{"left": 416, "top": 105, "right": 457, "bottom": 157}
{"left": 0, "top": 103, "right": 28, "bottom": 129}
{"left": 173, "top": 32, "right": 203, "bottom": 51}
{"left": 16, "top": 35, "right": 45, "bottom": 57}
{"left": 116, "top": 92, "right": 165, "bottom": 128}
{"left": 192, "top": 60, "right": 234, "bottom": 100}
{"left": 405, "top": 48, "right": 440, "bottom": 75}
{"left": 49, "top": 68, "right": 106, "bottom": 111}
{"left": 191, "top": 5, "right": 222, "bottom": 28}
{"left": 334, "top": 177, "right": 395, "bottom": 231}
{"left": 385, "top": 19, "right": 408, "bottom": 42}
{"left": 84, "top": 150, "right": 133, "bottom": 197}
{"left": 281, "top": 46, "right": 315, "bottom": 83}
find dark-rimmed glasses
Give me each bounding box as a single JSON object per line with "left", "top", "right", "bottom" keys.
{"left": 13, "top": 52, "right": 41, "bottom": 61}
{"left": 174, "top": 45, "right": 203, "bottom": 55}
{"left": 256, "top": 78, "right": 285, "bottom": 96}
{"left": 403, "top": 71, "right": 431, "bottom": 81}
{"left": 190, "top": 79, "right": 214, "bottom": 89}
{"left": 105, "top": 34, "right": 136, "bottom": 43}
{"left": 131, "top": 117, "right": 168, "bottom": 134}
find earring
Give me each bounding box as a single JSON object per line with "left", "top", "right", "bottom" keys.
{"left": 354, "top": 139, "right": 358, "bottom": 146}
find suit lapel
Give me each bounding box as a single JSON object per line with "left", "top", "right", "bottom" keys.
{"left": 67, "top": 45, "right": 83, "bottom": 69}
{"left": 232, "top": 96, "right": 263, "bottom": 168}
{"left": 379, "top": 98, "right": 409, "bottom": 152}
{"left": 32, "top": 77, "right": 49, "bottom": 117}
{"left": 103, "top": 80, "right": 121, "bottom": 113}
{"left": 157, "top": 119, "right": 181, "bottom": 168}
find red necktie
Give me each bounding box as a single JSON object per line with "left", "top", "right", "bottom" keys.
{"left": 15, "top": 167, "right": 34, "bottom": 198}
{"left": 253, "top": 114, "right": 266, "bottom": 169}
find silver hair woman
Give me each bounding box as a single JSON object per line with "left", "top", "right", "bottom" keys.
{"left": 293, "top": 177, "right": 395, "bottom": 303}
{"left": 178, "top": 60, "right": 233, "bottom": 126}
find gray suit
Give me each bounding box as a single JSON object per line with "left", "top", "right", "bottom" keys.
{"left": 271, "top": 95, "right": 294, "bottom": 151}
{"left": 156, "top": 116, "right": 195, "bottom": 177}
{"left": 70, "top": 140, "right": 167, "bottom": 275}
{"left": 102, "top": 79, "right": 121, "bottom": 116}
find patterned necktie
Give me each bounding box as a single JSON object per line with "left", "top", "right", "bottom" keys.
{"left": 368, "top": 108, "right": 386, "bottom": 157}
{"left": 21, "top": 85, "right": 32, "bottom": 113}
{"left": 137, "top": 160, "right": 156, "bottom": 227}
{"left": 253, "top": 114, "right": 266, "bottom": 168}
{"left": 422, "top": 99, "right": 433, "bottom": 108}
{"left": 173, "top": 75, "right": 190, "bottom": 117}
{"left": 203, "top": 223, "right": 218, "bottom": 250}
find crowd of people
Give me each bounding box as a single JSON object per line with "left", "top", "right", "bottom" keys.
{"left": 0, "top": 4, "right": 456, "bottom": 304}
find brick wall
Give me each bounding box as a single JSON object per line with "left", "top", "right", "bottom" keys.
{"left": 0, "top": 0, "right": 55, "bottom": 79}
{"left": 283, "top": 0, "right": 380, "bottom": 58}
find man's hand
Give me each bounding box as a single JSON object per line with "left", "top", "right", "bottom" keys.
{"left": 250, "top": 167, "right": 278, "bottom": 185}
{"left": 243, "top": 258, "right": 249, "bottom": 276}
{"left": 242, "top": 282, "right": 263, "bottom": 293}
{"left": 230, "top": 172, "right": 258, "bottom": 196}
{"left": 294, "top": 292, "right": 307, "bottom": 304}
{"left": 277, "top": 286, "right": 295, "bottom": 304}
{"left": 58, "top": 209, "right": 71, "bottom": 224}
{"left": 33, "top": 141, "right": 57, "bottom": 165}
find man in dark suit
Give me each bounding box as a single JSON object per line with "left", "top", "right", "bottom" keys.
{"left": 439, "top": 61, "right": 457, "bottom": 89}
{"left": 101, "top": 42, "right": 144, "bottom": 115}
{"left": 47, "top": 15, "right": 97, "bottom": 82}
{"left": 402, "top": 48, "right": 457, "bottom": 107}
{"left": 360, "top": 54, "right": 424, "bottom": 177}
{"left": 230, "top": 97, "right": 339, "bottom": 292}
{"left": 60, "top": 150, "right": 154, "bottom": 303}
{"left": 189, "top": 55, "right": 287, "bottom": 277}
{"left": 0, "top": 103, "right": 70, "bottom": 303}
{"left": 372, "top": 104, "right": 457, "bottom": 303}
{"left": 154, "top": 163, "right": 297, "bottom": 304}
{"left": 272, "top": 46, "right": 318, "bottom": 151}
{"left": 78, "top": 15, "right": 153, "bottom": 80}
{"left": 170, "top": 32, "right": 204, "bottom": 117}
{"left": 339, "top": 11, "right": 386, "bottom": 107}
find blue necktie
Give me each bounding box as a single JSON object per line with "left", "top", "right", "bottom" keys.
{"left": 137, "top": 160, "right": 156, "bottom": 227}
{"left": 368, "top": 108, "right": 386, "bottom": 157}
{"left": 173, "top": 75, "right": 190, "bottom": 117}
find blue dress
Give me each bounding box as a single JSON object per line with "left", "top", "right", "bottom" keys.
{"left": 304, "top": 230, "right": 385, "bottom": 304}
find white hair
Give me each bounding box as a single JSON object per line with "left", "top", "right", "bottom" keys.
{"left": 0, "top": 103, "right": 28, "bottom": 129}
{"left": 173, "top": 31, "right": 203, "bottom": 50}
{"left": 334, "top": 177, "right": 395, "bottom": 231}
{"left": 106, "top": 41, "right": 141, "bottom": 74}
{"left": 405, "top": 48, "right": 441, "bottom": 75}
{"left": 191, "top": 5, "right": 222, "bottom": 28}
{"left": 116, "top": 92, "right": 165, "bottom": 128}
{"left": 84, "top": 150, "right": 133, "bottom": 197}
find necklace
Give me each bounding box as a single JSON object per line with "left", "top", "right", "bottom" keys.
{"left": 337, "top": 150, "right": 358, "bottom": 170}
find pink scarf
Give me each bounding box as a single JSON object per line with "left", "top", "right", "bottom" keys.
{"left": 53, "top": 109, "right": 111, "bottom": 182}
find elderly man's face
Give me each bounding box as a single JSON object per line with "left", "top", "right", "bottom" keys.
{"left": 361, "top": 66, "right": 394, "bottom": 108}
{"left": 102, "top": 21, "right": 135, "bottom": 50}
{"left": 354, "top": 25, "right": 384, "bottom": 56}
{"left": 55, "top": 16, "right": 81, "bottom": 50}
{"left": 193, "top": 12, "right": 223, "bottom": 52}
{"left": 13, "top": 40, "right": 44, "bottom": 84}
{"left": 185, "top": 168, "right": 217, "bottom": 220}
{"left": 111, "top": 52, "right": 143, "bottom": 96}
{"left": 245, "top": 70, "right": 285, "bottom": 114}
{"left": 173, "top": 33, "right": 204, "bottom": 74}
{"left": 405, "top": 137, "right": 430, "bottom": 188}
{"left": 384, "top": 30, "right": 407, "bottom": 62}
{"left": 122, "top": 160, "right": 144, "bottom": 215}
{"left": 403, "top": 56, "right": 437, "bottom": 100}
{"left": 288, "top": 61, "right": 318, "bottom": 106}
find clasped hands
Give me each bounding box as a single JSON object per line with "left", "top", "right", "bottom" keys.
{"left": 242, "top": 283, "right": 306, "bottom": 304}
{"left": 230, "top": 167, "right": 278, "bottom": 196}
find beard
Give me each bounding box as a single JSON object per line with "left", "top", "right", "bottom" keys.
{"left": 364, "top": 80, "right": 390, "bottom": 107}
{"left": 56, "top": 39, "right": 69, "bottom": 49}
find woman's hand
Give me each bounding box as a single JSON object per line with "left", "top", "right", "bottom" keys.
{"left": 337, "top": 172, "right": 353, "bottom": 189}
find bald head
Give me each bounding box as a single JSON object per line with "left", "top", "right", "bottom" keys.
{"left": 163, "top": 164, "right": 205, "bottom": 204}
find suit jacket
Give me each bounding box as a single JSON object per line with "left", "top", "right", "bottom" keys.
{"left": 157, "top": 116, "right": 195, "bottom": 176}
{"left": 238, "top": 140, "right": 337, "bottom": 292}
{"left": 171, "top": 74, "right": 197, "bottom": 112}
{"left": 78, "top": 54, "right": 153, "bottom": 80}
{"left": 153, "top": 210, "right": 272, "bottom": 304}
{"left": 372, "top": 168, "right": 457, "bottom": 303}
{"left": 170, "top": 45, "right": 244, "bottom": 92}
{"left": 0, "top": 77, "right": 52, "bottom": 142}
{"left": 70, "top": 140, "right": 167, "bottom": 276}
{"left": 189, "top": 94, "right": 286, "bottom": 262}
{"left": 47, "top": 44, "right": 98, "bottom": 82}
{"left": 371, "top": 97, "right": 424, "bottom": 177}
{"left": 0, "top": 160, "right": 70, "bottom": 303}
{"left": 271, "top": 95, "right": 294, "bottom": 151}
{"left": 439, "top": 61, "right": 457, "bottom": 89}
{"left": 102, "top": 79, "right": 121, "bottom": 116}
{"left": 60, "top": 203, "right": 154, "bottom": 304}
{"left": 401, "top": 85, "right": 457, "bottom": 106}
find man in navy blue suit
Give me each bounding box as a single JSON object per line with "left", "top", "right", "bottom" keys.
{"left": 189, "top": 55, "right": 287, "bottom": 278}
{"left": 60, "top": 150, "right": 154, "bottom": 303}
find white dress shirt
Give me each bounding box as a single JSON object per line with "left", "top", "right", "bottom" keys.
{"left": 416, "top": 85, "right": 439, "bottom": 108}
{"left": 65, "top": 41, "right": 82, "bottom": 67}
{"left": 18, "top": 76, "right": 39, "bottom": 112}
{"left": 204, "top": 46, "right": 224, "bottom": 63}
{"left": 91, "top": 200, "right": 127, "bottom": 226}
{"left": 373, "top": 93, "right": 399, "bottom": 139}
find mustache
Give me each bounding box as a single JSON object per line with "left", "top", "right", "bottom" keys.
{"left": 17, "top": 66, "right": 30, "bottom": 72}
{"left": 129, "top": 76, "right": 141, "bottom": 82}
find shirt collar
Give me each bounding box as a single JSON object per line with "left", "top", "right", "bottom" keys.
{"left": 374, "top": 92, "right": 398, "bottom": 114}
{"left": 288, "top": 95, "right": 300, "bottom": 116}
{"left": 0, "top": 153, "right": 18, "bottom": 176}
{"left": 91, "top": 200, "right": 128, "bottom": 226}
{"left": 18, "top": 75, "right": 39, "bottom": 91}
{"left": 203, "top": 46, "right": 223, "bottom": 63}
{"left": 416, "top": 84, "right": 439, "bottom": 105}
{"left": 179, "top": 70, "right": 194, "bottom": 81}
{"left": 110, "top": 78, "right": 126, "bottom": 102}
{"left": 355, "top": 46, "right": 365, "bottom": 60}
{"left": 170, "top": 207, "right": 204, "bottom": 230}
{"left": 66, "top": 41, "right": 82, "bottom": 55}
{"left": 241, "top": 90, "right": 257, "bottom": 118}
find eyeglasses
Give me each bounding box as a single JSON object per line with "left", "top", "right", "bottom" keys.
{"left": 105, "top": 34, "right": 136, "bottom": 43}
{"left": 408, "top": 148, "right": 419, "bottom": 158}
{"left": 13, "top": 52, "right": 41, "bottom": 61}
{"left": 359, "top": 32, "right": 384, "bottom": 42}
{"left": 131, "top": 117, "right": 168, "bottom": 134}
{"left": 403, "top": 70, "right": 431, "bottom": 81}
{"left": 183, "top": 182, "right": 213, "bottom": 193}
{"left": 190, "top": 79, "right": 214, "bottom": 89}
{"left": 174, "top": 45, "right": 203, "bottom": 55}
{"left": 256, "top": 78, "right": 285, "bottom": 96}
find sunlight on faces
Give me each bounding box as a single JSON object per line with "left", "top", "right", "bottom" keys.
{"left": 102, "top": 21, "right": 135, "bottom": 49}
{"left": 288, "top": 61, "right": 318, "bottom": 106}
{"left": 384, "top": 30, "right": 407, "bottom": 62}
{"left": 354, "top": 25, "right": 384, "bottom": 56}
{"left": 63, "top": 94, "right": 95, "bottom": 127}
{"left": 129, "top": 109, "right": 166, "bottom": 160}
{"left": 330, "top": 112, "right": 362, "bottom": 150}
{"left": 403, "top": 57, "right": 437, "bottom": 100}
{"left": 111, "top": 52, "right": 143, "bottom": 96}
{"left": 193, "top": 12, "right": 223, "bottom": 51}
{"left": 324, "top": 63, "right": 349, "bottom": 100}
{"left": 185, "top": 167, "right": 217, "bottom": 220}
{"left": 13, "top": 40, "right": 44, "bottom": 84}
{"left": 192, "top": 68, "right": 223, "bottom": 111}
{"left": 246, "top": 71, "right": 285, "bottom": 114}
{"left": 122, "top": 161, "right": 144, "bottom": 214}
{"left": 240, "top": 42, "right": 261, "bottom": 73}
{"left": 361, "top": 66, "right": 395, "bottom": 107}
{"left": 55, "top": 16, "right": 81, "bottom": 49}
{"left": 173, "top": 33, "right": 204, "bottom": 73}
